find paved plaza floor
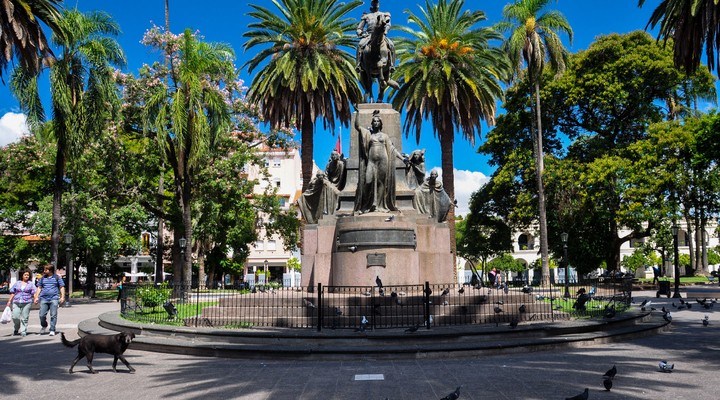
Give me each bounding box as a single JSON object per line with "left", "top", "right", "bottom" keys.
{"left": 1, "top": 288, "right": 718, "bottom": 400}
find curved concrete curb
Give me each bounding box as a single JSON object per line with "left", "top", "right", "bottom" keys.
{"left": 76, "top": 310, "right": 670, "bottom": 360}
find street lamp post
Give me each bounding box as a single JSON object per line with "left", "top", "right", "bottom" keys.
{"left": 561, "top": 232, "right": 570, "bottom": 298}
{"left": 64, "top": 233, "right": 73, "bottom": 307}
{"left": 671, "top": 224, "right": 682, "bottom": 298}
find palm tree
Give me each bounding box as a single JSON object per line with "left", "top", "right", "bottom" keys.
{"left": 0, "top": 0, "right": 63, "bottom": 78}
{"left": 639, "top": 0, "right": 720, "bottom": 77}
{"left": 10, "top": 8, "right": 126, "bottom": 266}
{"left": 496, "top": 0, "right": 572, "bottom": 284}
{"left": 243, "top": 0, "right": 362, "bottom": 191}
{"left": 141, "top": 29, "right": 236, "bottom": 289}
{"left": 391, "top": 0, "right": 509, "bottom": 267}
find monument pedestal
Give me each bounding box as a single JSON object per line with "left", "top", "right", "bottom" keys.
{"left": 301, "top": 104, "right": 453, "bottom": 288}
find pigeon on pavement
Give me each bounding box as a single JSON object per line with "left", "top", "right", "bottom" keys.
{"left": 440, "top": 386, "right": 461, "bottom": 400}
{"left": 404, "top": 325, "right": 420, "bottom": 333}
{"left": 702, "top": 315, "right": 709, "bottom": 326}
{"left": 565, "top": 388, "right": 589, "bottom": 400}
{"left": 658, "top": 360, "right": 674, "bottom": 372}
{"left": 519, "top": 304, "right": 527, "bottom": 313}
{"left": 509, "top": 317, "right": 519, "bottom": 329}
{"left": 603, "top": 365, "right": 617, "bottom": 380}
{"left": 603, "top": 378, "right": 613, "bottom": 391}
{"left": 441, "top": 288, "right": 450, "bottom": 296}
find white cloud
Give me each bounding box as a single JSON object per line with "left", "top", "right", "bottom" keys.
{"left": 452, "top": 169, "right": 489, "bottom": 217}
{"left": 0, "top": 112, "right": 30, "bottom": 147}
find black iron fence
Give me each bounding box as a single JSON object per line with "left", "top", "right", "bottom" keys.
{"left": 120, "top": 277, "right": 633, "bottom": 330}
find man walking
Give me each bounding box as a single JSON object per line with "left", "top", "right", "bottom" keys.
{"left": 34, "top": 264, "right": 65, "bottom": 336}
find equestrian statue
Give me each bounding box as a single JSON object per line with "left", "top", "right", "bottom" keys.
{"left": 356, "top": 0, "right": 399, "bottom": 103}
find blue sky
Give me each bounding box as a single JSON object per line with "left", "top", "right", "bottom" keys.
{"left": 0, "top": 0, "right": 659, "bottom": 214}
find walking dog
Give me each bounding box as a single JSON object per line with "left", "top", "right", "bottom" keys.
{"left": 61, "top": 332, "right": 136, "bottom": 374}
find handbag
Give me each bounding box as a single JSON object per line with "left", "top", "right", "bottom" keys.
{"left": 1, "top": 305, "right": 11, "bottom": 324}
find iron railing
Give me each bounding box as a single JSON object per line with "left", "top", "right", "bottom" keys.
{"left": 120, "top": 277, "right": 633, "bottom": 330}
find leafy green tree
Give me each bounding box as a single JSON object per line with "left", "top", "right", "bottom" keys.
{"left": 0, "top": 0, "right": 63, "bottom": 78}
{"left": 124, "top": 27, "right": 235, "bottom": 288}
{"left": 243, "top": 0, "right": 362, "bottom": 191}
{"left": 392, "top": 0, "right": 509, "bottom": 262}
{"left": 458, "top": 183, "right": 512, "bottom": 278}
{"left": 496, "top": 0, "right": 573, "bottom": 285}
{"left": 10, "top": 9, "right": 126, "bottom": 267}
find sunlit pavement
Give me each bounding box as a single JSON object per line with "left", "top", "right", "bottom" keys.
{"left": 1, "top": 288, "right": 718, "bottom": 400}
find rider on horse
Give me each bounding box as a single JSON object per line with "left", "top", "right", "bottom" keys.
{"left": 355, "top": 0, "right": 396, "bottom": 74}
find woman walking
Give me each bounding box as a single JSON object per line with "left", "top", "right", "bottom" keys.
{"left": 6, "top": 269, "right": 36, "bottom": 336}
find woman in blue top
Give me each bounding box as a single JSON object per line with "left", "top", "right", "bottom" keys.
{"left": 6, "top": 269, "right": 36, "bottom": 337}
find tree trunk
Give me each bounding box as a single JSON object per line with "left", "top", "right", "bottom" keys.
{"left": 532, "top": 77, "right": 550, "bottom": 285}
{"left": 300, "top": 101, "right": 315, "bottom": 192}
{"left": 439, "top": 122, "right": 457, "bottom": 281}
{"left": 156, "top": 0, "right": 170, "bottom": 285}
{"left": 50, "top": 145, "right": 66, "bottom": 267}
{"left": 182, "top": 168, "right": 193, "bottom": 289}
{"left": 197, "top": 240, "right": 206, "bottom": 289}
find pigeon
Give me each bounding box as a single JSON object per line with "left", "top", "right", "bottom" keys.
{"left": 334, "top": 307, "right": 343, "bottom": 316}
{"left": 658, "top": 360, "right": 674, "bottom": 372}
{"left": 443, "top": 300, "right": 449, "bottom": 306}
{"left": 391, "top": 290, "right": 398, "bottom": 298}
{"left": 441, "top": 288, "right": 450, "bottom": 296}
{"left": 458, "top": 287, "right": 465, "bottom": 294}
{"left": 423, "top": 287, "right": 433, "bottom": 296}
{"left": 640, "top": 299, "right": 652, "bottom": 311}
{"left": 362, "top": 290, "right": 372, "bottom": 296}
{"left": 604, "top": 305, "right": 616, "bottom": 319}
{"left": 440, "top": 386, "right": 461, "bottom": 400}
{"left": 361, "top": 315, "right": 369, "bottom": 325}
{"left": 603, "top": 378, "right": 613, "bottom": 391}
{"left": 494, "top": 306, "right": 503, "bottom": 314}
{"left": 304, "top": 299, "right": 317, "bottom": 309}
{"left": 519, "top": 304, "right": 527, "bottom": 313}
{"left": 348, "top": 245, "right": 358, "bottom": 253}
{"left": 565, "top": 388, "right": 589, "bottom": 400}
{"left": 509, "top": 317, "right": 519, "bottom": 329}
{"left": 663, "top": 311, "right": 672, "bottom": 322}
{"left": 535, "top": 294, "right": 546, "bottom": 301}
{"left": 404, "top": 325, "right": 420, "bottom": 333}
{"left": 379, "top": 287, "right": 385, "bottom": 297}
{"left": 679, "top": 297, "right": 686, "bottom": 305}
{"left": 521, "top": 285, "right": 533, "bottom": 294}
{"left": 702, "top": 315, "right": 709, "bottom": 326}
{"left": 384, "top": 214, "right": 395, "bottom": 222}
{"left": 603, "top": 365, "right": 617, "bottom": 380}
{"left": 496, "top": 300, "right": 504, "bottom": 305}
{"left": 376, "top": 276, "right": 383, "bottom": 289}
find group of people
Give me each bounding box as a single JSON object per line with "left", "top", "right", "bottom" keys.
{"left": 5, "top": 264, "right": 65, "bottom": 337}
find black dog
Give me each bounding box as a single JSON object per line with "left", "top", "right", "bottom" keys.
{"left": 61, "top": 332, "right": 136, "bottom": 374}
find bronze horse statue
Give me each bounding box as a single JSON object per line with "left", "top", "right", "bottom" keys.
{"left": 358, "top": 14, "right": 399, "bottom": 103}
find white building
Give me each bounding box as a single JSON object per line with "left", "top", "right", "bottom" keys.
{"left": 242, "top": 146, "right": 303, "bottom": 285}
{"left": 485, "top": 222, "right": 719, "bottom": 282}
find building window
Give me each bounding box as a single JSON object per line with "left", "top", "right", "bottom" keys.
{"left": 266, "top": 240, "right": 277, "bottom": 251}
{"left": 272, "top": 158, "right": 281, "bottom": 167}
{"left": 274, "top": 178, "right": 281, "bottom": 188}
{"left": 255, "top": 241, "right": 264, "bottom": 250}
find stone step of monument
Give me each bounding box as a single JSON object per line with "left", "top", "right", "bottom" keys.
{"left": 85, "top": 310, "right": 666, "bottom": 359}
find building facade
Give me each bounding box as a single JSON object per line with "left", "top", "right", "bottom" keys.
{"left": 242, "top": 147, "right": 302, "bottom": 285}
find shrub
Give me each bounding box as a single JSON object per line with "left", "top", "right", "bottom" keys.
{"left": 136, "top": 283, "right": 171, "bottom": 308}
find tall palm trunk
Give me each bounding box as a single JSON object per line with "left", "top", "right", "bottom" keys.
{"left": 440, "top": 121, "right": 457, "bottom": 280}
{"left": 155, "top": 0, "right": 170, "bottom": 284}
{"left": 50, "top": 144, "right": 66, "bottom": 267}
{"left": 531, "top": 73, "right": 550, "bottom": 285}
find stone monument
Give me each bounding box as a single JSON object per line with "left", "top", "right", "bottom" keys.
{"left": 297, "top": 1, "right": 452, "bottom": 288}
{"left": 300, "top": 105, "right": 453, "bottom": 288}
